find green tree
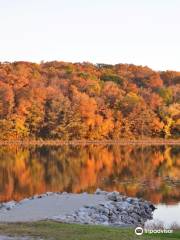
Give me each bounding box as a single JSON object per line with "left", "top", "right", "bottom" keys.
{"left": 157, "top": 87, "right": 173, "bottom": 105}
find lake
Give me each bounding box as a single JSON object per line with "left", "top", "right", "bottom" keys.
{"left": 0, "top": 144, "right": 179, "bottom": 226}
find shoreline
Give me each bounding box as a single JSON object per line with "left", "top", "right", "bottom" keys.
{"left": 0, "top": 190, "right": 155, "bottom": 227}
{"left": 0, "top": 139, "right": 180, "bottom": 146}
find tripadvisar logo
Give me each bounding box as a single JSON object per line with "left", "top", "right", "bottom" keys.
{"left": 135, "top": 227, "right": 144, "bottom": 235}
{"left": 135, "top": 227, "right": 173, "bottom": 236}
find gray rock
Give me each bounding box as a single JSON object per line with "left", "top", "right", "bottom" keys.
{"left": 62, "top": 192, "right": 68, "bottom": 195}
{"left": 32, "top": 195, "right": 38, "bottom": 199}
{"left": 95, "top": 188, "right": 107, "bottom": 195}
{"left": 47, "top": 191, "right": 156, "bottom": 227}
{"left": 3, "top": 201, "right": 16, "bottom": 210}
{"left": 19, "top": 198, "right": 29, "bottom": 204}
{"left": 126, "top": 197, "right": 134, "bottom": 204}
{"left": 116, "top": 196, "right": 124, "bottom": 202}
{"left": 106, "top": 191, "right": 120, "bottom": 201}
{"left": 46, "top": 192, "right": 53, "bottom": 196}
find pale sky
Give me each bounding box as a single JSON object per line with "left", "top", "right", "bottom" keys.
{"left": 0, "top": 0, "right": 180, "bottom": 71}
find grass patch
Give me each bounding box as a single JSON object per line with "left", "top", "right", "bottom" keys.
{"left": 0, "top": 221, "right": 179, "bottom": 240}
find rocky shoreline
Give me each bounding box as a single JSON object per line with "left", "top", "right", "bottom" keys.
{"left": 52, "top": 189, "right": 156, "bottom": 226}
{"left": 0, "top": 190, "right": 156, "bottom": 226}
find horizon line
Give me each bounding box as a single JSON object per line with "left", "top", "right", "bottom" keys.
{"left": 0, "top": 60, "right": 179, "bottom": 72}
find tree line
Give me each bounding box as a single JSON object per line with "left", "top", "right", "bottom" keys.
{"left": 0, "top": 61, "right": 179, "bottom": 140}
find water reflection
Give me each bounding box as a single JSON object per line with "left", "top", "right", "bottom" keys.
{"left": 0, "top": 145, "right": 179, "bottom": 204}
{"left": 146, "top": 203, "right": 180, "bottom": 227}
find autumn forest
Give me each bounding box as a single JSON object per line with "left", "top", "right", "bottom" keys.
{"left": 0, "top": 61, "right": 179, "bottom": 140}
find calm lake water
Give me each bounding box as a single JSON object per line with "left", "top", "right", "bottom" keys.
{"left": 0, "top": 144, "right": 179, "bottom": 225}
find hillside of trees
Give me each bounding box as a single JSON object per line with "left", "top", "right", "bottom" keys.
{"left": 0, "top": 61, "right": 179, "bottom": 140}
